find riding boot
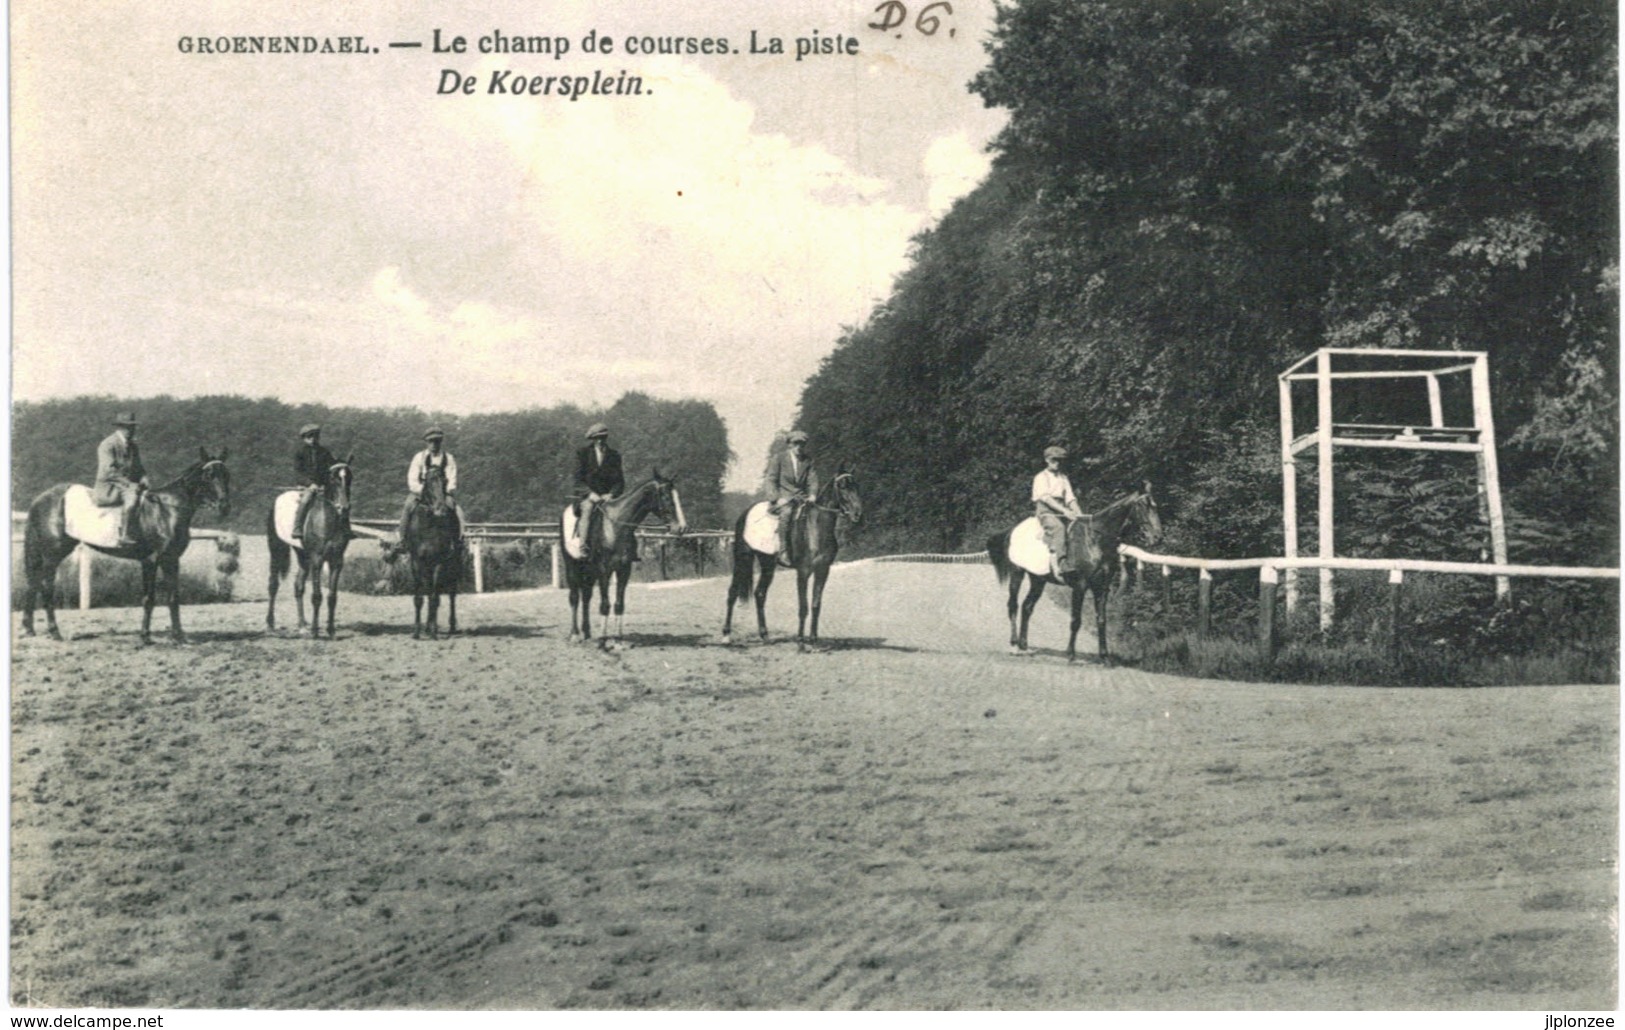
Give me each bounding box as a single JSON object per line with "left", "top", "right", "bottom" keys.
{"left": 117, "top": 502, "right": 139, "bottom": 547}
{"left": 777, "top": 510, "right": 794, "bottom": 568}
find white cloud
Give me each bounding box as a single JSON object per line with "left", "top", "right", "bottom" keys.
{"left": 924, "top": 131, "right": 993, "bottom": 218}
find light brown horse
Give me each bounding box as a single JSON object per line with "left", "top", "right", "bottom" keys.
{"left": 22, "top": 448, "right": 232, "bottom": 644}
{"left": 562, "top": 473, "right": 686, "bottom": 649}
{"left": 722, "top": 470, "right": 863, "bottom": 651}
{"left": 987, "top": 481, "right": 1162, "bottom": 664}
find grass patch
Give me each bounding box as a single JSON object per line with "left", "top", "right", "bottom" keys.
{"left": 1106, "top": 567, "right": 1616, "bottom": 686}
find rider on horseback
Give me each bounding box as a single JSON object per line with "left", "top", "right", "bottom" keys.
{"left": 767, "top": 429, "right": 818, "bottom": 565}
{"left": 384, "top": 426, "right": 462, "bottom": 562}
{"left": 292, "top": 423, "right": 338, "bottom": 539}
{"left": 1034, "top": 445, "right": 1085, "bottom": 575}
{"left": 573, "top": 422, "right": 626, "bottom": 557}
{"left": 94, "top": 412, "right": 150, "bottom": 547}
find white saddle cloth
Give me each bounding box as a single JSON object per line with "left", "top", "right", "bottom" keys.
{"left": 272, "top": 490, "right": 305, "bottom": 551}
{"left": 561, "top": 504, "right": 585, "bottom": 560}
{"left": 1007, "top": 516, "right": 1054, "bottom": 578}
{"left": 63, "top": 485, "right": 126, "bottom": 549}
{"left": 742, "top": 502, "right": 782, "bottom": 556}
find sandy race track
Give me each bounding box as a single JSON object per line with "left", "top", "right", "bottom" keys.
{"left": 9, "top": 562, "right": 1617, "bottom": 1010}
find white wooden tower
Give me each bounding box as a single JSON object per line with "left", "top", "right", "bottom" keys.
{"left": 1278, "top": 348, "right": 1510, "bottom": 631}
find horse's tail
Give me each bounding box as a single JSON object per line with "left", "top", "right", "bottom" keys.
{"left": 728, "top": 511, "right": 755, "bottom": 602}
{"left": 22, "top": 486, "right": 67, "bottom": 586}
{"left": 267, "top": 506, "right": 291, "bottom": 582}
{"left": 987, "top": 531, "right": 1014, "bottom": 586}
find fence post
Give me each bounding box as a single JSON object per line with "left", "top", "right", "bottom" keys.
{"left": 696, "top": 537, "right": 706, "bottom": 578}
{"left": 1387, "top": 568, "right": 1404, "bottom": 658}
{"left": 1197, "top": 568, "right": 1212, "bottom": 638}
{"left": 659, "top": 542, "right": 669, "bottom": 580}
{"left": 1161, "top": 563, "right": 1172, "bottom": 606}
{"left": 471, "top": 538, "right": 484, "bottom": 593}
{"left": 550, "top": 540, "right": 562, "bottom": 589}
{"left": 1258, "top": 565, "right": 1279, "bottom": 662}
{"left": 78, "top": 544, "right": 92, "bottom": 610}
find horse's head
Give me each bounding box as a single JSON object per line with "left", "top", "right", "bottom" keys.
{"left": 197, "top": 447, "right": 231, "bottom": 519}
{"left": 825, "top": 468, "right": 863, "bottom": 525}
{"left": 1128, "top": 479, "right": 1163, "bottom": 547}
{"left": 418, "top": 462, "right": 450, "bottom": 515}
{"left": 326, "top": 455, "right": 354, "bottom": 514}
{"left": 649, "top": 469, "right": 688, "bottom": 535}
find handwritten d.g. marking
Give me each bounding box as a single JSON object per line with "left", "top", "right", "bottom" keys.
{"left": 868, "top": 1, "right": 955, "bottom": 38}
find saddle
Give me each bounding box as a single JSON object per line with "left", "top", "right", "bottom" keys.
{"left": 561, "top": 500, "right": 602, "bottom": 561}
{"left": 63, "top": 485, "right": 130, "bottom": 549}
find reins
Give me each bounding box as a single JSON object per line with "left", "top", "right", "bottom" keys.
{"left": 810, "top": 474, "right": 857, "bottom": 517}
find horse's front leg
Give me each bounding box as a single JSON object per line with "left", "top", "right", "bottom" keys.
{"left": 1095, "top": 588, "right": 1112, "bottom": 667}
{"left": 795, "top": 568, "right": 812, "bottom": 651}
{"left": 426, "top": 568, "right": 442, "bottom": 640}
{"left": 1018, "top": 576, "right": 1047, "bottom": 653}
{"left": 808, "top": 564, "right": 831, "bottom": 647}
{"left": 572, "top": 575, "right": 591, "bottom": 636}
{"left": 163, "top": 557, "right": 187, "bottom": 643}
{"left": 293, "top": 557, "right": 310, "bottom": 630}
{"left": 308, "top": 559, "right": 325, "bottom": 639}
{"left": 596, "top": 569, "right": 613, "bottom": 650}
{"left": 446, "top": 574, "right": 457, "bottom": 635}
{"left": 754, "top": 556, "right": 776, "bottom": 641}
{"left": 1067, "top": 586, "right": 1086, "bottom": 663}
{"left": 412, "top": 568, "right": 425, "bottom": 640}
{"left": 325, "top": 559, "right": 342, "bottom": 638}
{"left": 611, "top": 567, "right": 631, "bottom": 647}
{"left": 138, "top": 561, "right": 158, "bottom": 645}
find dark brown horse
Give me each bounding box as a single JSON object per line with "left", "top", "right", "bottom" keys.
{"left": 21, "top": 448, "right": 231, "bottom": 644}
{"left": 401, "top": 463, "right": 462, "bottom": 640}
{"left": 266, "top": 457, "right": 354, "bottom": 638}
{"left": 987, "top": 481, "right": 1162, "bottom": 664}
{"left": 722, "top": 469, "right": 863, "bottom": 651}
{"left": 562, "top": 473, "right": 686, "bottom": 650}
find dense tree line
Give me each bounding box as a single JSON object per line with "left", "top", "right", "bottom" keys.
{"left": 12, "top": 393, "right": 733, "bottom": 532}
{"left": 798, "top": 0, "right": 1616, "bottom": 565}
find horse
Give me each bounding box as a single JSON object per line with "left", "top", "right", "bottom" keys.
{"left": 266, "top": 457, "right": 355, "bottom": 638}
{"left": 21, "top": 448, "right": 232, "bottom": 644}
{"left": 722, "top": 469, "right": 863, "bottom": 651}
{"left": 561, "top": 472, "right": 686, "bottom": 650}
{"left": 987, "top": 481, "right": 1162, "bottom": 664}
{"left": 399, "top": 463, "right": 462, "bottom": 640}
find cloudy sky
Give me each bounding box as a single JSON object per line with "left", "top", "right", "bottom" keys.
{"left": 12, "top": 0, "right": 1005, "bottom": 490}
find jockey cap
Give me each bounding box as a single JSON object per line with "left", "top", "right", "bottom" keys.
{"left": 301, "top": 423, "right": 321, "bottom": 436}
{"left": 1044, "top": 445, "right": 1067, "bottom": 460}
{"left": 586, "top": 422, "right": 609, "bottom": 439}
{"left": 113, "top": 412, "right": 138, "bottom": 427}
{"left": 424, "top": 426, "right": 445, "bottom": 441}
{"left": 787, "top": 430, "right": 809, "bottom": 444}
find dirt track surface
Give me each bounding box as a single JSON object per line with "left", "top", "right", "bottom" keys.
{"left": 10, "top": 563, "right": 1617, "bottom": 1010}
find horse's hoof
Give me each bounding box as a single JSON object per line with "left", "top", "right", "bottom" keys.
{"left": 720, "top": 634, "right": 732, "bottom": 646}
{"left": 47, "top": 630, "right": 62, "bottom": 643}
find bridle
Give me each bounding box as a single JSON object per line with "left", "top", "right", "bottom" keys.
{"left": 811, "top": 473, "right": 860, "bottom": 519}
{"left": 325, "top": 462, "right": 353, "bottom": 512}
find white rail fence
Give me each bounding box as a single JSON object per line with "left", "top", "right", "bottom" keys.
{"left": 1116, "top": 544, "right": 1619, "bottom": 660}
